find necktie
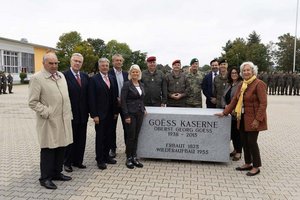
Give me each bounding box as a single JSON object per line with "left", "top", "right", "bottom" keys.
{"left": 104, "top": 75, "right": 110, "bottom": 88}
{"left": 76, "top": 73, "right": 81, "bottom": 87}
{"left": 51, "top": 73, "right": 59, "bottom": 81}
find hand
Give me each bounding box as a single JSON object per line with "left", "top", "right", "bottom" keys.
{"left": 114, "top": 114, "right": 118, "bottom": 119}
{"left": 210, "top": 97, "right": 217, "bottom": 104}
{"left": 161, "top": 104, "right": 166, "bottom": 107}
{"left": 93, "top": 116, "right": 100, "bottom": 124}
{"left": 251, "top": 119, "right": 259, "bottom": 129}
{"left": 215, "top": 112, "right": 224, "bottom": 117}
{"left": 125, "top": 117, "right": 131, "bottom": 124}
{"left": 144, "top": 110, "right": 147, "bottom": 115}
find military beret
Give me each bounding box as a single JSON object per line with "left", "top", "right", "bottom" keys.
{"left": 190, "top": 58, "right": 199, "bottom": 65}
{"left": 172, "top": 59, "right": 181, "bottom": 65}
{"left": 146, "top": 56, "right": 156, "bottom": 62}
{"left": 218, "top": 58, "right": 227, "bottom": 64}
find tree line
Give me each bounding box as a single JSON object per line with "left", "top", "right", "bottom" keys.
{"left": 56, "top": 31, "right": 300, "bottom": 73}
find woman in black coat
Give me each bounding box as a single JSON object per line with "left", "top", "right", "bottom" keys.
{"left": 121, "top": 64, "right": 146, "bottom": 169}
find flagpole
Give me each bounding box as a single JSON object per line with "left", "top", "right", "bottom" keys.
{"left": 293, "top": 0, "right": 299, "bottom": 72}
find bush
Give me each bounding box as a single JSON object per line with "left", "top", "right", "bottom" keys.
{"left": 19, "top": 72, "right": 27, "bottom": 84}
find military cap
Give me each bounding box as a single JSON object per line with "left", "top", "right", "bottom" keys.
{"left": 146, "top": 56, "right": 156, "bottom": 62}
{"left": 190, "top": 58, "right": 199, "bottom": 65}
{"left": 172, "top": 59, "right": 181, "bottom": 65}
{"left": 218, "top": 58, "right": 227, "bottom": 64}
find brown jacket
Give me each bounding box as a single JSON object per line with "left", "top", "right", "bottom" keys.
{"left": 223, "top": 78, "right": 268, "bottom": 132}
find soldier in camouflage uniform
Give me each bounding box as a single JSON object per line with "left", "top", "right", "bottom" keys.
{"left": 7, "top": 73, "right": 13, "bottom": 94}
{"left": 165, "top": 60, "right": 187, "bottom": 107}
{"left": 0, "top": 71, "right": 8, "bottom": 94}
{"left": 293, "top": 72, "right": 300, "bottom": 95}
{"left": 285, "top": 71, "right": 293, "bottom": 95}
{"left": 186, "top": 58, "right": 203, "bottom": 108}
{"left": 141, "top": 56, "right": 167, "bottom": 106}
{"left": 277, "top": 72, "right": 285, "bottom": 95}
{"left": 268, "top": 72, "right": 276, "bottom": 95}
{"left": 214, "top": 59, "right": 228, "bottom": 108}
{"left": 261, "top": 71, "right": 269, "bottom": 92}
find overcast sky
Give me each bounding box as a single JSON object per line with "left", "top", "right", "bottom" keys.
{"left": 0, "top": 0, "right": 297, "bottom": 66}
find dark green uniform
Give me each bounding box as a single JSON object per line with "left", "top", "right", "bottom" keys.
{"left": 7, "top": 74, "right": 13, "bottom": 93}
{"left": 185, "top": 71, "right": 203, "bottom": 108}
{"left": 141, "top": 69, "right": 167, "bottom": 106}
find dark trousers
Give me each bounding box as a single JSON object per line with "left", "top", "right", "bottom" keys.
{"left": 240, "top": 117, "right": 262, "bottom": 168}
{"left": 64, "top": 121, "right": 87, "bottom": 166}
{"left": 125, "top": 111, "right": 144, "bottom": 157}
{"left": 231, "top": 119, "right": 242, "bottom": 153}
{"left": 8, "top": 83, "right": 13, "bottom": 93}
{"left": 95, "top": 115, "right": 113, "bottom": 164}
{"left": 40, "top": 147, "right": 66, "bottom": 181}
{"left": 111, "top": 107, "right": 128, "bottom": 150}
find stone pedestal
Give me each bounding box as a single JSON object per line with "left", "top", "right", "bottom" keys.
{"left": 137, "top": 107, "right": 231, "bottom": 162}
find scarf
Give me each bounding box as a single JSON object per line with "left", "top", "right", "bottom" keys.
{"left": 235, "top": 75, "right": 256, "bottom": 120}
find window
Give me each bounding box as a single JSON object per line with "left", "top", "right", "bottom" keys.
{"left": 21, "top": 53, "right": 34, "bottom": 73}
{"left": 3, "top": 50, "right": 19, "bottom": 73}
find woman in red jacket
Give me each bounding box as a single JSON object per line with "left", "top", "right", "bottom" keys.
{"left": 216, "top": 61, "right": 267, "bottom": 176}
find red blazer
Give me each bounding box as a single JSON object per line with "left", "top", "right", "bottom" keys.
{"left": 223, "top": 78, "right": 268, "bottom": 132}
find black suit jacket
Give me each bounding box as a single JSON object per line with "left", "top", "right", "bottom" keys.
{"left": 63, "top": 69, "right": 89, "bottom": 123}
{"left": 89, "top": 73, "right": 118, "bottom": 120}
{"left": 108, "top": 68, "right": 129, "bottom": 97}
{"left": 121, "top": 80, "right": 145, "bottom": 118}
{"left": 202, "top": 72, "right": 216, "bottom": 108}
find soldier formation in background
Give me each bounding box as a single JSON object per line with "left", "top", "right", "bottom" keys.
{"left": 259, "top": 71, "right": 300, "bottom": 96}
{"left": 0, "top": 72, "right": 13, "bottom": 94}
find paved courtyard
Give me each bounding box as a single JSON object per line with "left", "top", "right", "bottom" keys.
{"left": 0, "top": 84, "right": 299, "bottom": 200}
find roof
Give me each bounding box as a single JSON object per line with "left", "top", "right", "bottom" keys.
{"left": 0, "top": 36, "right": 56, "bottom": 50}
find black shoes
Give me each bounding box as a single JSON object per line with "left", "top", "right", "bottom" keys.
{"left": 40, "top": 179, "right": 57, "bottom": 190}
{"left": 246, "top": 169, "right": 260, "bottom": 176}
{"left": 109, "top": 149, "right": 116, "bottom": 158}
{"left": 73, "top": 164, "right": 87, "bottom": 169}
{"left": 229, "top": 151, "right": 236, "bottom": 157}
{"left": 132, "top": 157, "right": 143, "bottom": 168}
{"left": 125, "top": 158, "right": 134, "bottom": 169}
{"left": 52, "top": 174, "right": 72, "bottom": 181}
{"left": 236, "top": 166, "right": 253, "bottom": 171}
{"left": 97, "top": 162, "right": 107, "bottom": 170}
{"left": 64, "top": 165, "right": 73, "bottom": 172}
{"left": 105, "top": 157, "right": 117, "bottom": 164}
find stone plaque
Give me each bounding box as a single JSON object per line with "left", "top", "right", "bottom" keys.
{"left": 137, "top": 107, "right": 231, "bottom": 162}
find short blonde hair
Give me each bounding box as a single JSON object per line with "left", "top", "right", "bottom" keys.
{"left": 240, "top": 61, "right": 258, "bottom": 78}
{"left": 128, "top": 64, "right": 142, "bottom": 80}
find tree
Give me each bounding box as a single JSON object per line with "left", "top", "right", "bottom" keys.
{"left": 130, "top": 50, "right": 147, "bottom": 70}
{"left": 103, "top": 40, "right": 132, "bottom": 70}
{"left": 87, "top": 38, "right": 106, "bottom": 57}
{"left": 247, "top": 31, "right": 261, "bottom": 45}
{"left": 73, "top": 41, "right": 99, "bottom": 73}
{"left": 275, "top": 33, "right": 300, "bottom": 72}
{"left": 222, "top": 38, "right": 247, "bottom": 67}
{"left": 222, "top": 32, "right": 271, "bottom": 72}
{"left": 246, "top": 32, "right": 270, "bottom": 72}
{"left": 56, "top": 31, "right": 82, "bottom": 71}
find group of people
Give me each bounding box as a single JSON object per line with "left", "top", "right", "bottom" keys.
{"left": 259, "top": 71, "right": 300, "bottom": 96}
{"left": 28, "top": 51, "right": 268, "bottom": 190}
{"left": 0, "top": 71, "right": 13, "bottom": 94}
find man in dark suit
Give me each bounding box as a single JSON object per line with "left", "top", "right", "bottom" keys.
{"left": 202, "top": 59, "right": 219, "bottom": 108}
{"left": 108, "top": 54, "right": 129, "bottom": 158}
{"left": 89, "top": 58, "right": 118, "bottom": 170}
{"left": 63, "top": 53, "right": 89, "bottom": 172}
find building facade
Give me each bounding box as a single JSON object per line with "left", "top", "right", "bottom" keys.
{"left": 0, "top": 37, "right": 55, "bottom": 82}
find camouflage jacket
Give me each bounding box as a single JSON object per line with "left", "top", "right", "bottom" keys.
{"left": 185, "top": 71, "right": 203, "bottom": 107}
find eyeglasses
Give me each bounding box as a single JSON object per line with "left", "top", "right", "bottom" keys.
{"left": 48, "top": 62, "right": 59, "bottom": 65}
{"left": 231, "top": 72, "right": 238, "bottom": 74}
